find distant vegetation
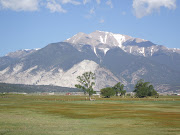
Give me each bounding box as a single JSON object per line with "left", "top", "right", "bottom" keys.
{"left": 133, "top": 79, "right": 158, "bottom": 98}
{"left": 1, "top": 77, "right": 158, "bottom": 99}
{"left": 75, "top": 72, "right": 159, "bottom": 99}
{"left": 101, "top": 82, "right": 126, "bottom": 98}
{"left": 100, "top": 79, "right": 159, "bottom": 98}
{"left": 0, "top": 83, "right": 80, "bottom": 93}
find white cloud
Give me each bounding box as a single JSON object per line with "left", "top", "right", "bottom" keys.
{"left": 60, "top": 0, "right": 81, "bottom": 5}
{"left": 133, "top": 0, "right": 176, "bottom": 18}
{"left": 122, "top": 11, "right": 126, "bottom": 16}
{"left": 0, "top": 0, "right": 114, "bottom": 13}
{"left": 83, "top": 0, "right": 100, "bottom": 5}
{"left": 83, "top": 0, "right": 91, "bottom": 5}
{"left": 106, "top": 0, "right": 113, "bottom": 8}
{"left": 47, "top": 0, "right": 66, "bottom": 13}
{"left": 99, "top": 19, "right": 104, "bottom": 23}
{"left": 96, "top": 0, "right": 100, "bottom": 4}
{"left": 0, "top": 0, "right": 39, "bottom": 11}
{"left": 89, "top": 7, "right": 95, "bottom": 14}
{"left": 84, "top": 14, "right": 92, "bottom": 19}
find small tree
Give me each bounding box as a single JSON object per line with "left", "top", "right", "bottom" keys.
{"left": 112, "top": 82, "right": 126, "bottom": 97}
{"left": 112, "top": 82, "right": 121, "bottom": 96}
{"left": 101, "top": 87, "right": 115, "bottom": 98}
{"left": 119, "top": 84, "right": 126, "bottom": 97}
{"left": 75, "top": 71, "right": 96, "bottom": 100}
{"left": 133, "top": 79, "right": 158, "bottom": 98}
{"left": 120, "top": 90, "right": 126, "bottom": 97}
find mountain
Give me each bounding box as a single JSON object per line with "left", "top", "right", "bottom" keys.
{"left": 5, "top": 49, "right": 40, "bottom": 59}
{"left": 66, "top": 30, "right": 180, "bottom": 57}
{"left": 0, "top": 31, "right": 180, "bottom": 93}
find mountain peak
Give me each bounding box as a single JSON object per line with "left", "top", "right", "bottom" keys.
{"left": 65, "top": 30, "right": 132, "bottom": 48}
{"left": 64, "top": 31, "right": 160, "bottom": 57}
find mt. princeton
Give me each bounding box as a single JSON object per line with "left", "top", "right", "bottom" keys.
{"left": 0, "top": 31, "right": 180, "bottom": 93}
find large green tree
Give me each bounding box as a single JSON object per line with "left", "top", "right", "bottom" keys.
{"left": 133, "top": 79, "right": 158, "bottom": 98}
{"left": 112, "top": 82, "right": 126, "bottom": 97}
{"left": 75, "top": 71, "right": 96, "bottom": 100}
{"left": 101, "top": 87, "right": 115, "bottom": 98}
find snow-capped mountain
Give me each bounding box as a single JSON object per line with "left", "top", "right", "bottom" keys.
{"left": 0, "top": 31, "right": 180, "bottom": 93}
{"left": 66, "top": 31, "right": 180, "bottom": 72}
{"left": 66, "top": 30, "right": 180, "bottom": 57}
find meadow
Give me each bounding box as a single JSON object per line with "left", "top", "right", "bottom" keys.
{"left": 0, "top": 94, "right": 180, "bottom": 135}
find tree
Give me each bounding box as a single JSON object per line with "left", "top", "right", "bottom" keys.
{"left": 148, "top": 84, "right": 158, "bottom": 96}
{"left": 133, "top": 79, "right": 158, "bottom": 98}
{"left": 101, "top": 87, "right": 115, "bottom": 98}
{"left": 120, "top": 89, "right": 126, "bottom": 97}
{"left": 75, "top": 71, "right": 96, "bottom": 100}
{"left": 112, "top": 82, "right": 126, "bottom": 97}
{"left": 112, "top": 82, "right": 121, "bottom": 96}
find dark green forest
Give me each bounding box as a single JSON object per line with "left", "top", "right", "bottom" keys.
{"left": 0, "top": 83, "right": 80, "bottom": 93}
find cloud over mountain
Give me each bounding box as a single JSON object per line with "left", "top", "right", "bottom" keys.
{"left": 0, "top": 0, "right": 176, "bottom": 18}
{"left": 133, "top": 0, "right": 176, "bottom": 18}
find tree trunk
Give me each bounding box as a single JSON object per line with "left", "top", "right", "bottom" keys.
{"left": 89, "top": 95, "right": 91, "bottom": 101}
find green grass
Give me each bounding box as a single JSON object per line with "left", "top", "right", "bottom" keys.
{"left": 0, "top": 94, "right": 180, "bottom": 135}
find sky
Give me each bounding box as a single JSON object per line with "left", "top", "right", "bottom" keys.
{"left": 0, "top": 0, "right": 179, "bottom": 56}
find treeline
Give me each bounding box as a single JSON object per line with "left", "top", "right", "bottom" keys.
{"left": 0, "top": 83, "right": 80, "bottom": 93}
{"left": 101, "top": 79, "right": 159, "bottom": 98}
{"left": 75, "top": 72, "right": 158, "bottom": 99}
{"left": 101, "top": 82, "right": 126, "bottom": 98}
{"left": 74, "top": 72, "right": 126, "bottom": 100}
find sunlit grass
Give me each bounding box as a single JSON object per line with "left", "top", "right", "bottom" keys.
{"left": 0, "top": 94, "right": 180, "bottom": 135}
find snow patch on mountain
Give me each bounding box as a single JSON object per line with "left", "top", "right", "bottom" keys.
{"left": 112, "top": 34, "right": 125, "bottom": 48}
{"left": 100, "top": 36, "right": 105, "bottom": 44}
{"left": 98, "top": 48, "right": 110, "bottom": 55}
{"left": 93, "top": 47, "right": 98, "bottom": 56}
{"left": 130, "top": 47, "right": 132, "bottom": 53}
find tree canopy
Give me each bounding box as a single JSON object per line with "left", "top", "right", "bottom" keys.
{"left": 133, "top": 79, "right": 158, "bottom": 98}
{"left": 75, "top": 71, "right": 96, "bottom": 99}
{"left": 101, "top": 87, "right": 115, "bottom": 98}
{"left": 112, "top": 82, "right": 126, "bottom": 96}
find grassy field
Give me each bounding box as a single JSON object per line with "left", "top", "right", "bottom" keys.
{"left": 0, "top": 94, "right": 180, "bottom": 135}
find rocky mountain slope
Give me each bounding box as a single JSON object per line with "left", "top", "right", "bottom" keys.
{"left": 0, "top": 31, "right": 180, "bottom": 93}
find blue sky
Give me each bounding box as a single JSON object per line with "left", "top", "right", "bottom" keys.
{"left": 0, "top": 0, "right": 179, "bottom": 56}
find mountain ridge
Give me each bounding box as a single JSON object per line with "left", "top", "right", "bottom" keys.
{"left": 0, "top": 30, "right": 180, "bottom": 93}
